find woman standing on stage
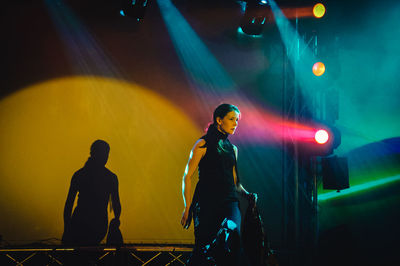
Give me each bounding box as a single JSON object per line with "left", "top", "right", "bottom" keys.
{"left": 180, "top": 103, "right": 255, "bottom": 265}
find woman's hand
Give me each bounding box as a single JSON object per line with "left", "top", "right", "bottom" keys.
{"left": 181, "top": 208, "right": 190, "bottom": 229}
{"left": 237, "top": 183, "right": 258, "bottom": 204}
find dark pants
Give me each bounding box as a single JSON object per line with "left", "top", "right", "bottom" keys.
{"left": 190, "top": 201, "right": 243, "bottom": 266}
{"left": 224, "top": 201, "right": 242, "bottom": 232}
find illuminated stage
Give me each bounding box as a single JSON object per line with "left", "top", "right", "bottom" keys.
{"left": 2, "top": 1, "right": 400, "bottom": 266}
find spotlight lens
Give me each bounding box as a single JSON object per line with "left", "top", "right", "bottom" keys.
{"left": 313, "top": 3, "right": 326, "bottom": 18}
{"left": 315, "top": 129, "right": 329, "bottom": 144}
{"left": 312, "top": 62, "right": 326, "bottom": 76}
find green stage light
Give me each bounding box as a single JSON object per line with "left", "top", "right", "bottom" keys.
{"left": 319, "top": 175, "right": 400, "bottom": 201}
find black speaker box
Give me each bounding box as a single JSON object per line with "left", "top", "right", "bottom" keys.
{"left": 322, "top": 156, "right": 349, "bottom": 190}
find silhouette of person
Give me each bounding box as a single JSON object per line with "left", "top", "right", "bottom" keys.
{"left": 62, "top": 140, "right": 121, "bottom": 246}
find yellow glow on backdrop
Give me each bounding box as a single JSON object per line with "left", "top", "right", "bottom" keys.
{"left": 0, "top": 76, "right": 201, "bottom": 244}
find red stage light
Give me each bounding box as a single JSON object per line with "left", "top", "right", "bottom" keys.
{"left": 315, "top": 129, "right": 329, "bottom": 144}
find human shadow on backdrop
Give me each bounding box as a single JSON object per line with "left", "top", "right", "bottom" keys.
{"left": 62, "top": 140, "right": 122, "bottom": 246}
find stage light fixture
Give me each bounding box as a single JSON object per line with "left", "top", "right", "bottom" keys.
{"left": 120, "top": 0, "right": 149, "bottom": 21}
{"left": 300, "top": 125, "right": 341, "bottom": 156}
{"left": 312, "top": 62, "right": 325, "bottom": 76}
{"left": 239, "top": 0, "right": 270, "bottom": 36}
{"left": 322, "top": 156, "right": 349, "bottom": 191}
{"left": 313, "top": 3, "right": 326, "bottom": 18}
{"left": 315, "top": 129, "right": 329, "bottom": 144}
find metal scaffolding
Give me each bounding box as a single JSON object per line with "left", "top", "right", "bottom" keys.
{"left": 0, "top": 244, "right": 193, "bottom": 266}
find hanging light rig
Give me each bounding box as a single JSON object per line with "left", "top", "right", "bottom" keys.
{"left": 239, "top": 0, "right": 270, "bottom": 36}
{"left": 120, "top": 0, "right": 149, "bottom": 21}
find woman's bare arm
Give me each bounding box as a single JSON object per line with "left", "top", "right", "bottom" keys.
{"left": 181, "top": 139, "right": 206, "bottom": 228}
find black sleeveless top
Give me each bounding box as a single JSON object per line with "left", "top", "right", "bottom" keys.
{"left": 197, "top": 125, "right": 239, "bottom": 206}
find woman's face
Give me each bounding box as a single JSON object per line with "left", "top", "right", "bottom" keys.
{"left": 217, "top": 110, "right": 240, "bottom": 135}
